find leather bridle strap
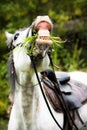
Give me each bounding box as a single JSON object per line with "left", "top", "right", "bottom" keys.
{"left": 48, "top": 52, "right": 79, "bottom": 130}
{"left": 26, "top": 21, "right": 35, "bottom": 38}
{"left": 30, "top": 55, "right": 63, "bottom": 130}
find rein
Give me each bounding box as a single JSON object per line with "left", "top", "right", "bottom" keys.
{"left": 30, "top": 54, "right": 79, "bottom": 130}
{"left": 30, "top": 55, "right": 63, "bottom": 130}
{"left": 48, "top": 52, "right": 79, "bottom": 130}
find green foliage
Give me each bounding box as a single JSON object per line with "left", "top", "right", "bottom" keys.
{"left": 0, "top": 0, "right": 87, "bottom": 128}
{"left": 52, "top": 42, "right": 86, "bottom": 71}
{"left": 62, "top": 44, "right": 84, "bottom": 71}
{"left": 0, "top": 54, "right": 10, "bottom": 116}
{"left": 22, "top": 34, "right": 64, "bottom": 56}
{"left": 0, "top": 118, "right": 8, "bottom": 130}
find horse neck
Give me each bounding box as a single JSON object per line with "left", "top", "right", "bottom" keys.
{"left": 15, "top": 69, "right": 38, "bottom": 100}
{"left": 13, "top": 46, "right": 49, "bottom": 108}
{"left": 15, "top": 70, "right": 38, "bottom": 127}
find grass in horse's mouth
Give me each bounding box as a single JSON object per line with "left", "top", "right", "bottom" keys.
{"left": 32, "top": 44, "right": 44, "bottom": 56}
{"left": 23, "top": 35, "right": 65, "bottom": 56}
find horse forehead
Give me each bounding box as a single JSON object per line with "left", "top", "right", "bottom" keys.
{"left": 15, "top": 28, "right": 28, "bottom": 35}
{"left": 14, "top": 29, "right": 28, "bottom": 40}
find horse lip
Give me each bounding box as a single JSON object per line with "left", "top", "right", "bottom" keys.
{"left": 35, "top": 38, "right": 52, "bottom": 45}
{"left": 31, "top": 42, "right": 50, "bottom": 60}
{"left": 38, "top": 44, "right": 49, "bottom": 50}
{"left": 31, "top": 29, "right": 52, "bottom": 57}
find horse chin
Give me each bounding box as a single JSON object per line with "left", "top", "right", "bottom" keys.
{"left": 31, "top": 53, "right": 45, "bottom": 68}
{"left": 32, "top": 53, "right": 44, "bottom": 61}
{"left": 32, "top": 42, "right": 50, "bottom": 57}
{"left": 30, "top": 43, "right": 49, "bottom": 67}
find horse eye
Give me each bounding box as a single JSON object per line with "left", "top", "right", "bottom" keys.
{"left": 14, "top": 33, "right": 19, "bottom": 40}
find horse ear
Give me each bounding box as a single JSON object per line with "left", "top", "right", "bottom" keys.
{"left": 5, "top": 31, "right": 13, "bottom": 44}
{"left": 5, "top": 31, "right": 13, "bottom": 47}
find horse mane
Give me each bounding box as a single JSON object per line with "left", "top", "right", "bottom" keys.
{"left": 8, "top": 52, "right": 16, "bottom": 93}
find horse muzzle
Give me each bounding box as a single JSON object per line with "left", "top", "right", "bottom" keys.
{"left": 34, "top": 20, "right": 53, "bottom": 50}
{"left": 34, "top": 29, "right": 52, "bottom": 52}
{"left": 32, "top": 20, "right": 53, "bottom": 57}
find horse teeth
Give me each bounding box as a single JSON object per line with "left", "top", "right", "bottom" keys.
{"left": 38, "top": 36, "right": 50, "bottom": 40}
{"left": 36, "top": 38, "right": 52, "bottom": 45}
{"left": 38, "top": 29, "right": 50, "bottom": 36}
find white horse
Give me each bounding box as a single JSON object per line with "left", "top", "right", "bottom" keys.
{"left": 5, "top": 16, "right": 87, "bottom": 130}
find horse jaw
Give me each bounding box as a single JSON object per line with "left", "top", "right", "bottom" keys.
{"left": 13, "top": 46, "right": 50, "bottom": 73}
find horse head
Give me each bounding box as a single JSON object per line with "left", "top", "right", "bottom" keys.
{"left": 5, "top": 16, "right": 53, "bottom": 73}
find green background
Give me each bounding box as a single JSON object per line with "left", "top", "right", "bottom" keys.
{"left": 0, "top": 0, "right": 87, "bottom": 129}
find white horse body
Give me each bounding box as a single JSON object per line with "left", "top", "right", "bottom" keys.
{"left": 7, "top": 44, "right": 63, "bottom": 130}
{"left": 69, "top": 72, "right": 87, "bottom": 128}
{"left": 6, "top": 16, "right": 87, "bottom": 130}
